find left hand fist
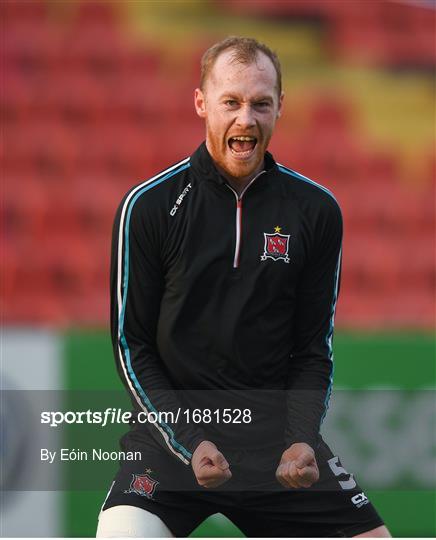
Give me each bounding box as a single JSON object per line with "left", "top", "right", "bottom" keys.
{"left": 275, "top": 442, "right": 319, "bottom": 489}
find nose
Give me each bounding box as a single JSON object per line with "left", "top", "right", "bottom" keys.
{"left": 235, "top": 104, "right": 255, "bottom": 129}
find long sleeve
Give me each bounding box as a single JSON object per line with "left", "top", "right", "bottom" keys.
{"left": 110, "top": 189, "right": 204, "bottom": 466}
{"left": 285, "top": 198, "right": 343, "bottom": 450}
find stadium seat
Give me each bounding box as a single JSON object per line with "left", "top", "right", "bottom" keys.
{"left": 2, "top": 23, "right": 62, "bottom": 79}
{"left": 36, "top": 73, "right": 108, "bottom": 124}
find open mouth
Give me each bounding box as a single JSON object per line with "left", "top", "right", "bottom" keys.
{"left": 228, "top": 136, "right": 258, "bottom": 158}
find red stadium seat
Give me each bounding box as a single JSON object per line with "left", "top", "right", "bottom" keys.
{"left": 0, "top": 1, "right": 48, "bottom": 26}
{"left": 63, "top": 10, "right": 127, "bottom": 81}
{"left": 3, "top": 174, "right": 50, "bottom": 241}
{"left": 1, "top": 72, "right": 36, "bottom": 124}
{"left": 71, "top": 1, "right": 123, "bottom": 30}
{"left": 2, "top": 23, "right": 62, "bottom": 78}
{"left": 35, "top": 73, "right": 108, "bottom": 124}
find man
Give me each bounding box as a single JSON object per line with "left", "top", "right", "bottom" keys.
{"left": 97, "top": 37, "right": 390, "bottom": 537}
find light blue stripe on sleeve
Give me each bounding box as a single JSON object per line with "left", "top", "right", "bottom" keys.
{"left": 119, "top": 162, "right": 192, "bottom": 460}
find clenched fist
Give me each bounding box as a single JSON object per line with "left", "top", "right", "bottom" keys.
{"left": 191, "top": 440, "right": 232, "bottom": 488}
{"left": 276, "top": 442, "right": 319, "bottom": 489}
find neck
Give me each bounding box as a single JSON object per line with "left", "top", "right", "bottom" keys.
{"left": 214, "top": 161, "right": 265, "bottom": 197}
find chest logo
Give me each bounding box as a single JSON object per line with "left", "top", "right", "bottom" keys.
{"left": 170, "top": 183, "right": 192, "bottom": 217}
{"left": 261, "top": 226, "right": 290, "bottom": 263}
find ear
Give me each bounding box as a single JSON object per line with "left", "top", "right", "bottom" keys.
{"left": 276, "top": 92, "right": 284, "bottom": 118}
{"left": 194, "top": 88, "right": 207, "bottom": 118}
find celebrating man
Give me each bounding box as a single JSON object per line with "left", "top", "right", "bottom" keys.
{"left": 97, "top": 37, "right": 390, "bottom": 537}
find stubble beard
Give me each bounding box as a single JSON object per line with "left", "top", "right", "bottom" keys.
{"left": 206, "top": 124, "right": 267, "bottom": 182}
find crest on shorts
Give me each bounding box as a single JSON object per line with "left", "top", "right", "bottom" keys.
{"left": 124, "top": 472, "right": 158, "bottom": 498}
{"left": 261, "top": 226, "right": 290, "bottom": 263}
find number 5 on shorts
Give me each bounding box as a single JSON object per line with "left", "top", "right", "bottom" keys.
{"left": 327, "top": 456, "right": 357, "bottom": 490}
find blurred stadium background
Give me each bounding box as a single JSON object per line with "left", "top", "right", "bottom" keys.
{"left": 1, "top": 0, "right": 435, "bottom": 537}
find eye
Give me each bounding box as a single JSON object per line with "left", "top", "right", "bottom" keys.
{"left": 224, "top": 100, "right": 238, "bottom": 107}
{"left": 255, "top": 101, "right": 270, "bottom": 109}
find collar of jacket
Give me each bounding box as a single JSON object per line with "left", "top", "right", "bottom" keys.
{"left": 189, "top": 141, "right": 278, "bottom": 186}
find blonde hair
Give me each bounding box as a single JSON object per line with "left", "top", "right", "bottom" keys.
{"left": 200, "top": 36, "right": 282, "bottom": 96}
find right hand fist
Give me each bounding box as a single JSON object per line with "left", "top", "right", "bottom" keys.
{"left": 191, "top": 440, "right": 232, "bottom": 488}
{"left": 275, "top": 443, "right": 319, "bottom": 489}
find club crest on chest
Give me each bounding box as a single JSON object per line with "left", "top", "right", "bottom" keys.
{"left": 261, "top": 227, "right": 290, "bottom": 263}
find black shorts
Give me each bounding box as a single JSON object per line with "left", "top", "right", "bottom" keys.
{"left": 102, "top": 437, "right": 384, "bottom": 537}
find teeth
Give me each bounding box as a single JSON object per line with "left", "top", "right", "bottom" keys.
{"left": 230, "top": 148, "right": 253, "bottom": 156}
{"left": 231, "top": 136, "right": 256, "bottom": 141}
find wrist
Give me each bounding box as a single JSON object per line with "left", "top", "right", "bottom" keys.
{"left": 191, "top": 436, "right": 209, "bottom": 455}
{"left": 192, "top": 440, "right": 216, "bottom": 461}
{"left": 285, "top": 434, "right": 319, "bottom": 451}
{"left": 281, "top": 442, "right": 314, "bottom": 462}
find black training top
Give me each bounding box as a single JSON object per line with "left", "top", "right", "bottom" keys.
{"left": 110, "top": 142, "right": 343, "bottom": 466}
